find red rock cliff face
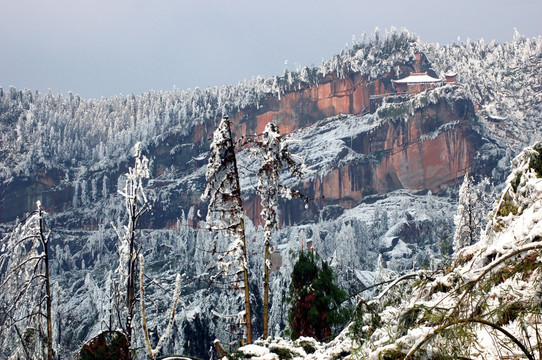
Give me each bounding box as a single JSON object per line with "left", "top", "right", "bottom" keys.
{"left": 365, "top": 98, "right": 478, "bottom": 194}
{"left": 229, "top": 72, "right": 388, "bottom": 139}
{"left": 243, "top": 96, "right": 483, "bottom": 226}
{"left": 226, "top": 55, "right": 431, "bottom": 140}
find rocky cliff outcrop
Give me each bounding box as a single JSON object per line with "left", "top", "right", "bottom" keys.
{"left": 242, "top": 92, "right": 487, "bottom": 227}
{"left": 229, "top": 54, "right": 431, "bottom": 138}
{"left": 0, "top": 54, "right": 487, "bottom": 227}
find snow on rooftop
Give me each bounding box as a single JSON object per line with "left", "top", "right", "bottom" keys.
{"left": 392, "top": 72, "right": 443, "bottom": 84}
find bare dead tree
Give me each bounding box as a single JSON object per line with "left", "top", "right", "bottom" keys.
{"left": 112, "top": 142, "right": 150, "bottom": 352}
{"left": 252, "top": 122, "right": 307, "bottom": 339}
{"left": 0, "top": 201, "right": 54, "bottom": 360}
{"left": 202, "top": 116, "right": 253, "bottom": 343}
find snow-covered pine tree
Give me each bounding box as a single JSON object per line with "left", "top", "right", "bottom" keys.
{"left": 453, "top": 173, "right": 482, "bottom": 254}
{"left": 0, "top": 201, "right": 54, "bottom": 360}
{"left": 254, "top": 121, "right": 306, "bottom": 339}
{"left": 201, "top": 116, "right": 253, "bottom": 344}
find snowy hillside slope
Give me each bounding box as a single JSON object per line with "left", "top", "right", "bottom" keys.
{"left": 15, "top": 108, "right": 460, "bottom": 359}
{"left": 234, "top": 143, "right": 542, "bottom": 359}
{"left": 0, "top": 29, "right": 541, "bottom": 359}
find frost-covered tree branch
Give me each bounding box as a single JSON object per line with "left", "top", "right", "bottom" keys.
{"left": 0, "top": 201, "right": 54, "bottom": 360}
{"left": 139, "top": 255, "right": 181, "bottom": 360}
{"left": 201, "top": 116, "right": 253, "bottom": 343}
{"left": 113, "top": 141, "right": 150, "bottom": 351}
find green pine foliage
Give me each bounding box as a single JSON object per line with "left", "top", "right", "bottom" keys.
{"left": 75, "top": 331, "right": 130, "bottom": 360}
{"left": 287, "top": 250, "right": 349, "bottom": 341}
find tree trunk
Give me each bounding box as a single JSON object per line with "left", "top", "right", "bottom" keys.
{"left": 126, "top": 255, "right": 135, "bottom": 350}
{"left": 139, "top": 256, "right": 154, "bottom": 360}
{"left": 239, "top": 208, "right": 253, "bottom": 343}
{"left": 263, "top": 239, "right": 270, "bottom": 339}
{"left": 39, "top": 209, "right": 54, "bottom": 360}
{"left": 125, "top": 208, "right": 137, "bottom": 351}
{"left": 126, "top": 219, "right": 136, "bottom": 347}
{"left": 226, "top": 118, "right": 253, "bottom": 344}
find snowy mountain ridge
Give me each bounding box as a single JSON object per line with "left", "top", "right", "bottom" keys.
{"left": 1, "top": 29, "right": 540, "bottom": 183}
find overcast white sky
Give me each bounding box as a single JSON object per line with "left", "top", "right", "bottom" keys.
{"left": 1, "top": 0, "right": 541, "bottom": 99}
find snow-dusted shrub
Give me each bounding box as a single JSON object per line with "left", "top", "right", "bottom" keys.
{"left": 489, "top": 142, "right": 542, "bottom": 232}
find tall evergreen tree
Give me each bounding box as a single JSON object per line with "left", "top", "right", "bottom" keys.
{"left": 287, "top": 250, "right": 349, "bottom": 341}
